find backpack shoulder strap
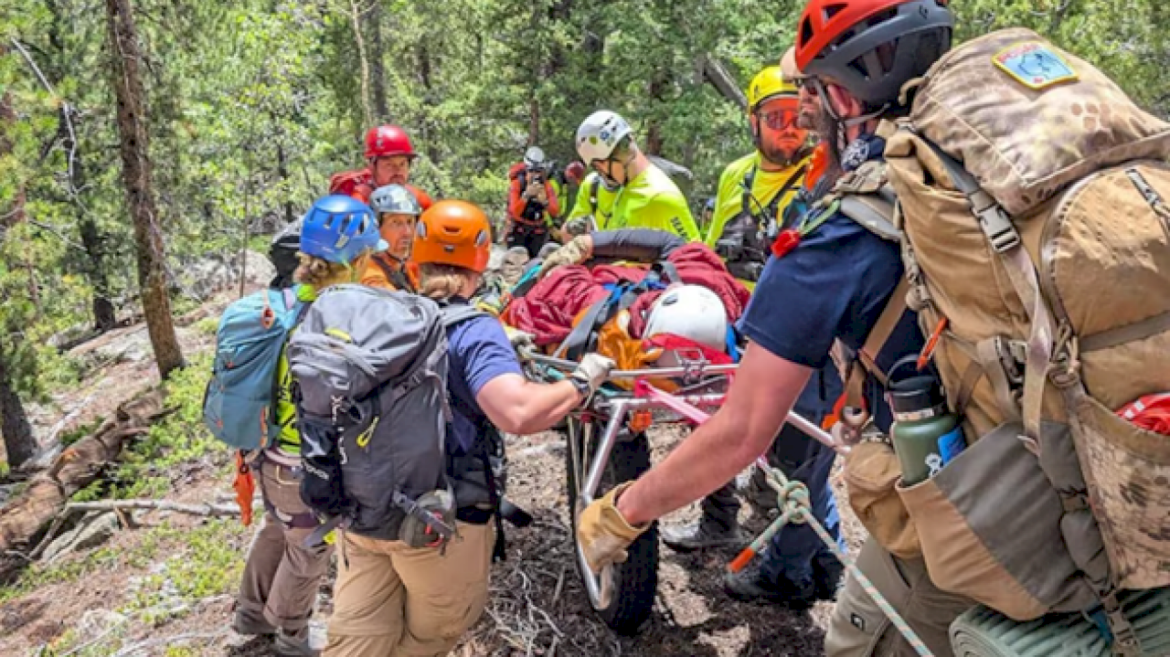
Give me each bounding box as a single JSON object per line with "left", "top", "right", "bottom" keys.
{"left": 837, "top": 276, "right": 910, "bottom": 431}
{"left": 826, "top": 160, "right": 901, "bottom": 243}
{"left": 440, "top": 302, "right": 489, "bottom": 329}
{"left": 374, "top": 256, "right": 412, "bottom": 292}
{"left": 589, "top": 176, "right": 601, "bottom": 214}
{"left": 740, "top": 164, "right": 758, "bottom": 218}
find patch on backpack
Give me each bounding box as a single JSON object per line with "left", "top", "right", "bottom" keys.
{"left": 993, "top": 42, "right": 1078, "bottom": 90}
{"left": 850, "top": 613, "right": 866, "bottom": 632}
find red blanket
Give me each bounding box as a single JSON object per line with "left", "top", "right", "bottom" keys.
{"left": 505, "top": 243, "right": 751, "bottom": 346}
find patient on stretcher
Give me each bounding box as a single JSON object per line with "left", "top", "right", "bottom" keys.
{"left": 502, "top": 229, "right": 751, "bottom": 384}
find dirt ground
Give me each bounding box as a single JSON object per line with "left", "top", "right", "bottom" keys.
{"left": 0, "top": 423, "right": 862, "bottom": 657}
{"left": 0, "top": 287, "right": 866, "bottom": 655}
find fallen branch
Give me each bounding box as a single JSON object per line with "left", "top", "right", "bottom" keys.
{"left": 0, "top": 389, "right": 168, "bottom": 580}
{"left": 110, "top": 630, "right": 226, "bottom": 657}
{"left": 65, "top": 499, "right": 242, "bottom": 517}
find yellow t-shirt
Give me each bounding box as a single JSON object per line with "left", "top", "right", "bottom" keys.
{"left": 566, "top": 172, "right": 619, "bottom": 230}
{"left": 609, "top": 165, "right": 700, "bottom": 241}
{"left": 272, "top": 285, "right": 317, "bottom": 456}
{"left": 704, "top": 151, "right": 809, "bottom": 248}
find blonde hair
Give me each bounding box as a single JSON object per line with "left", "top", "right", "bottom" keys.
{"left": 294, "top": 252, "right": 370, "bottom": 289}
{"left": 419, "top": 263, "right": 477, "bottom": 300}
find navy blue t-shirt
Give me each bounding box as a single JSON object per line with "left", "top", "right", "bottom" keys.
{"left": 446, "top": 315, "right": 524, "bottom": 455}
{"left": 738, "top": 137, "right": 923, "bottom": 432}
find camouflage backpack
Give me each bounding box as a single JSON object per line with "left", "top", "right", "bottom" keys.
{"left": 877, "top": 28, "right": 1170, "bottom": 642}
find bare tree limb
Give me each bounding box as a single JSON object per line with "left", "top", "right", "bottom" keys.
{"left": 65, "top": 499, "right": 247, "bottom": 517}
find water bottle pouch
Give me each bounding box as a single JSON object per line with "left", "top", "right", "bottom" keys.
{"left": 894, "top": 421, "right": 1096, "bottom": 621}
{"left": 842, "top": 439, "right": 921, "bottom": 560}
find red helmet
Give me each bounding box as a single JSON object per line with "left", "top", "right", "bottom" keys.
{"left": 795, "top": 0, "right": 952, "bottom": 106}
{"left": 564, "top": 161, "right": 586, "bottom": 184}
{"left": 364, "top": 125, "right": 417, "bottom": 160}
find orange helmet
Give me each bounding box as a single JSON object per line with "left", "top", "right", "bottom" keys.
{"left": 412, "top": 200, "right": 492, "bottom": 273}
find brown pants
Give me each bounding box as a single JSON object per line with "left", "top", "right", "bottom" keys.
{"left": 237, "top": 459, "right": 334, "bottom": 635}
{"left": 825, "top": 538, "right": 974, "bottom": 657}
{"left": 324, "top": 522, "right": 494, "bottom": 657}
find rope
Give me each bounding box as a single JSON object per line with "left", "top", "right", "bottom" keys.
{"left": 740, "top": 462, "right": 936, "bottom": 657}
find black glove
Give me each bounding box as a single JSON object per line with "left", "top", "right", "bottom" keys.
{"left": 298, "top": 415, "right": 351, "bottom": 517}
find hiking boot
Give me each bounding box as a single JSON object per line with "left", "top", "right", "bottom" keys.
{"left": 231, "top": 610, "right": 276, "bottom": 637}
{"left": 660, "top": 520, "right": 749, "bottom": 553}
{"left": 723, "top": 563, "right": 817, "bottom": 610}
{"left": 274, "top": 628, "right": 319, "bottom": 657}
{"left": 813, "top": 556, "right": 845, "bottom": 602}
{"left": 744, "top": 468, "right": 781, "bottom": 516}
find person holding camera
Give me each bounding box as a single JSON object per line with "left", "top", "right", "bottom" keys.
{"left": 506, "top": 146, "right": 561, "bottom": 258}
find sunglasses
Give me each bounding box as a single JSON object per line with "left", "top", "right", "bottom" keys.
{"left": 758, "top": 108, "right": 801, "bottom": 131}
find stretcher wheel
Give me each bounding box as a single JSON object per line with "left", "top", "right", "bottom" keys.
{"left": 950, "top": 587, "right": 1170, "bottom": 657}
{"left": 565, "top": 420, "right": 658, "bottom": 636}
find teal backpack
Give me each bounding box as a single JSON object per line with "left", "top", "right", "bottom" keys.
{"left": 203, "top": 287, "right": 306, "bottom": 451}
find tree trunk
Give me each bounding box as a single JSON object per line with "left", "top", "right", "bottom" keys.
{"left": 104, "top": 0, "right": 184, "bottom": 379}
{"left": 417, "top": 42, "right": 441, "bottom": 167}
{"left": 348, "top": 0, "right": 374, "bottom": 128}
{"left": 60, "top": 109, "right": 117, "bottom": 332}
{"left": 528, "top": 97, "right": 540, "bottom": 147}
{"left": 0, "top": 390, "right": 166, "bottom": 580}
{"left": 367, "top": 0, "right": 389, "bottom": 122}
{"left": 0, "top": 344, "right": 37, "bottom": 469}
{"left": 276, "top": 143, "right": 294, "bottom": 225}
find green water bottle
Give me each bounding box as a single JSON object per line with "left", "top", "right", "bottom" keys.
{"left": 887, "top": 356, "right": 964, "bottom": 487}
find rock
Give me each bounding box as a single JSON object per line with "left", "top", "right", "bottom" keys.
{"left": 174, "top": 250, "right": 276, "bottom": 300}
{"left": 43, "top": 512, "right": 120, "bottom": 562}
{"left": 80, "top": 326, "right": 152, "bottom": 365}
{"left": 77, "top": 608, "right": 127, "bottom": 638}
{"left": 47, "top": 322, "right": 96, "bottom": 351}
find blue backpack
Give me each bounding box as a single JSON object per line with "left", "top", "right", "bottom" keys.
{"left": 203, "top": 287, "right": 306, "bottom": 451}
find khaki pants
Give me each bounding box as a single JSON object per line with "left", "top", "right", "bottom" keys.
{"left": 324, "top": 522, "right": 494, "bottom": 657}
{"left": 237, "top": 459, "right": 334, "bottom": 635}
{"left": 825, "top": 537, "right": 974, "bottom": 657}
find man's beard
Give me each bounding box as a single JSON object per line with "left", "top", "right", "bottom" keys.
{"left": 760, "top": 136, "right": 807, "bottom": 168}
{"left": 813, "top": 110, "right": 843, "bottom": 176}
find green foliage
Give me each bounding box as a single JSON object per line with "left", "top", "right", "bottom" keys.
{"left": 73, "top": 351, "right": 224, "bottom": 502}
{"left": 0, "top": 0, "right": 1167, "bottom": 404}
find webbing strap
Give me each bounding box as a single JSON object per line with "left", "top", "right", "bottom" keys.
{"left": 554, "top": 291, "right": 616, "bottom": 360}
{"left": 975, "top": 337, "right": 1023, "bottom": 425}
{"left": 840, "top": 276, "right": 909, "bottom": 421}
{"left": 927, "top": 144, "right": 1055, "bottom": 446}
{"left": 839, "top": 195, "right": 901, "bottom": 243}
{"left": 1080, "top": 309, "right": 1170, "bottom": 353}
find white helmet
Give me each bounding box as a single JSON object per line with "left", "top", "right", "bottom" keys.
{"left": 576, "top": 110, "right": 632, "bottom": 164}
{"left": 523, "top": 146, "right": 547, "bottom": 170}
{"left": 643, "top": 285, "right": 728, "bottom": 353}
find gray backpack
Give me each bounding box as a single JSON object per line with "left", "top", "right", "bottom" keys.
{"left": 288, "top": 284, "right": 483, "bottom": 542}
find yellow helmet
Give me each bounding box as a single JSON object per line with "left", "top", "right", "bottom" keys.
{"left": 746, "top": 65, "right": 798, "bottom": 112}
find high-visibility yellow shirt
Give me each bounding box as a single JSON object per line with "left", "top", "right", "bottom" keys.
{"left": 609, "top": 165, "right": 699, "bottom": 241}
{"left": 566, "top": 172, "right": 620, "bottom": 230}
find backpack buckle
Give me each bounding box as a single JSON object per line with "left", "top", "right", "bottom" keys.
{"left": 974, "top": 202, "right": 1020, "bottom": 253}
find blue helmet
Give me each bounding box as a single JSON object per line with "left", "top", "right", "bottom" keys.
{"left": 300, "top": 195, "right": 387, "bottom": 264}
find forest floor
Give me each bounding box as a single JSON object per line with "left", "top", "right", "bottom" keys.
{"left": 0, "top": 285, "right": 865, "bottom": 657}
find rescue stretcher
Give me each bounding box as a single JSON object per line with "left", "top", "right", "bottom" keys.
{"left": 516, "top": 344, "right": 843, "bottom": 635}
{"left": 517, "top": 344, "right": 1170, "bottom": 653}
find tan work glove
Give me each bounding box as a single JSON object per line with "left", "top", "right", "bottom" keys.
{"left": 577, "top": 482, "right": 649, "bottom": 573}
{"left": 571, "top": 353, "right": 614, "bottom": 395}
{"left": 538, "top": 235, "right": 592, "bottom": 278}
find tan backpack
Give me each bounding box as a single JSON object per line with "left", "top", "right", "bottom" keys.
{"left": 877, "top": 27, "right": 1170, "bottom": 643}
